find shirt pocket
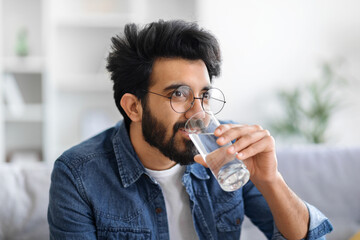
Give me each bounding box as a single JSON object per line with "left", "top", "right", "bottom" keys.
{"left": 214, "top": 194, "right": 244, "bottom": 233}
{"left": 97, "top": 227, "right": 151, "bottom": 240}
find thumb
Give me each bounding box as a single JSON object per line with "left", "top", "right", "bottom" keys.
{"left": 194, "top": 154, "right": 208, "bottom": 168}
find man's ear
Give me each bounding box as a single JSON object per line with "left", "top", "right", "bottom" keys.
{"left": 120, "top": 93, "right": 143, "bottom": 122}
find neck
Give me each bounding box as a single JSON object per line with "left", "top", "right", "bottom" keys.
{"left": 129, "top": 122, "right": 176, "bottom": 171}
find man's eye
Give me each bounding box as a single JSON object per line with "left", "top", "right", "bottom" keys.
{"left": 173, "top": 90, "right": 184, "bottom": 97}
{"left": 202, "top": 91, "right": 211, "bottom": 99}
{"left": 173, "top": 89, "right": 190, "bottom": 99}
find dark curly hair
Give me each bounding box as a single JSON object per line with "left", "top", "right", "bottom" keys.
{"left": 106, "top": 19, "right": 222, "bottom": 128}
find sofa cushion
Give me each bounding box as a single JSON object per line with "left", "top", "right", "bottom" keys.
{"left": 277, "top": 146, "right": 360, "bottom": 240}
{"left": 0, "top": 162, "right": 52, "bottom": 240}
{"left": 241, "top": 146, "right": 360, "bottom": 240}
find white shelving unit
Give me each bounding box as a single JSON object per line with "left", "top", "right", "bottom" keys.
{"left": 1, "top": 0, "right": 199, "bottom": 163}
{"left": 47, "top": 0, "right": 137, "bottom": 161}
{"left": 0, "top": 0, "right": 4, "bottom": 162}
{"left": 0, "top": 0, "right": 47, "bottom": 162}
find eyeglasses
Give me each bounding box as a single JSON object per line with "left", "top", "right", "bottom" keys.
{"left": 144, "top": 85, "right": 226, "bottom": 115}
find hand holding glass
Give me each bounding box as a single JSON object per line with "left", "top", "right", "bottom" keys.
{"left": 185, "top": 111, "right": 250, "bottom": 191}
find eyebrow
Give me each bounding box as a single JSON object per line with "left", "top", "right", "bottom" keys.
{"left": 162, "top": 83, "right": 212, "bottom": 93}
{"left": 163, "top": 84, "right": 186, "bottom": 92}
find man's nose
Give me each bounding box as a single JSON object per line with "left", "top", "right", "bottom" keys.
{"left": 185, "top": 98, "right": 204, "bottom": 119}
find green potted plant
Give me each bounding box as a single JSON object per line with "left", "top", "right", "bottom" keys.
{"left": 270, "top": 62, "right": 347, "bottom": 144}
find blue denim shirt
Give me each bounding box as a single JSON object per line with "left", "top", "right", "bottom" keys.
{"left": 48, "top": 121, "right": 333, "bottom": 240}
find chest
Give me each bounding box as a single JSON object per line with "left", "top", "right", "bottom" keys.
{"left": 88, "top": 173, "right": 245, "bottom": 240}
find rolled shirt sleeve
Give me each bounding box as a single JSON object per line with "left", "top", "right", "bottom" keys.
{"left": 271, "top": 201, "right": 333, "bottom": 240}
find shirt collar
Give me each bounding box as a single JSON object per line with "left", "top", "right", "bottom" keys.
{"left": 186, "top": 162, "right": 211, "bottom": 180}
{"left": 112, "top": 120, "right": 210, "bottom": 187}
{"left": 112, "top": 121, "right": 147, "bottom": 188}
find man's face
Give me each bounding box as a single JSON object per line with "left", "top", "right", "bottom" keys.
{"left": 141, "top": 58, "right": 212, "bottom": 165}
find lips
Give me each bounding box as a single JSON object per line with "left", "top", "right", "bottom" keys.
{"left": 185, "top": 128, "right": 202, "bottom": 134}
{"left": 179, "top": 128, "right": 189, "bottom": 134}
{"left": 178, "top": 128, "right": 191, "bottom": 139}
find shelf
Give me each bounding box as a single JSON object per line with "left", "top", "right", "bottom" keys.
{"left": 3, "top": 56, "right": 43, "bottom": 74}
{"left": 55, "top": 13, "right": 132, "bottom": 28}
{"left": 56, "top": 73, "right": 113, "bottom": 92}
{"left": 5, "top": 103, "right": 43, "bottom": 122}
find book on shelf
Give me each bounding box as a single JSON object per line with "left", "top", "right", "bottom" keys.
{"left": 3, "top": 73, "right": 25, "bottom": 118}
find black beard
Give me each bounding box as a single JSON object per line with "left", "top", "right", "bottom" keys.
{"left": 142, "top": 106, "right": 198, "bottom": 165}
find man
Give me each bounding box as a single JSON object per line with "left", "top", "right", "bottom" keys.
{"left": 48, "top": 20, "right": 332, "bottom": 239}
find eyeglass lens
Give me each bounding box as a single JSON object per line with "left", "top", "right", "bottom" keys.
{"left": 170, "top": 86, "right": 225, "bottom": 114}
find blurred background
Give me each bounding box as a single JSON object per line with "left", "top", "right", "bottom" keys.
{"left": 0, "top": 0, "right": 359, "bottom": 163}
{"left": 1, "top": 1, "right": 360, "bottom": 239}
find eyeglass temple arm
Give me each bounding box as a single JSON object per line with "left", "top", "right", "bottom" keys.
{"left": 145, "top": 90, "right": 172, "bottom": 99}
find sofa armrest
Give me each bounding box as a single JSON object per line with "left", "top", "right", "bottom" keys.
{"left": 0, "top": 162, "right": 53, "bottom": 240}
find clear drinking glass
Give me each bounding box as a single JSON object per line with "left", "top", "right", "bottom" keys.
{"left": 185, "top": 111, "right": 250, "bottom": 192}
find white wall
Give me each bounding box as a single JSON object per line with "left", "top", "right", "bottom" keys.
{"left": 2, "top": 0, "right": 359, "bottom": 162}
{"left": 197, "top": 0, "right": 360, "bottom": 146}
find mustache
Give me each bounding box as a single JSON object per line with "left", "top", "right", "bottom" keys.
{"left": 173, "top": 121, "right": 187, "bottom": 133}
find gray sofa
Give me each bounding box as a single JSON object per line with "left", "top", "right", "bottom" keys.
{"left": 242, "top": 145, "right": 360, "bottom": 240}
{"left": 0, "top": 146, "right": 359, "bottom": 240}
{"left": 0, "top": 162, "right": 52, "bottom": 240}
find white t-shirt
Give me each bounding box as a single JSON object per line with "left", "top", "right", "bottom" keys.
{"left": 146, "top": 164, "right": 199, "bottom": 240}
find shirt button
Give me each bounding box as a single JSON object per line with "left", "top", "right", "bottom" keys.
{"left": 236, "top": 218, "right": 241, "bottom": 225}
{"left": 155, "top": 207, "right": 162, "bottom": 214}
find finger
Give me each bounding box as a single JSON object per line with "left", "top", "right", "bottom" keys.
{"left": 235, "top": 135, "right": 275, "bottom": 160}
{"left": 214, "top": 124, "right": 239, "bottom": 137}
{"left": 228, "top": 129, "right": 271, "bottom": 155}
{"left": 216, "top": 124, "right": 263, "bottom": 146}
{"left": 194, "top": 154, "right": 208, "bottom": 168}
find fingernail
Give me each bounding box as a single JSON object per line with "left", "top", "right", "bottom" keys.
{"left": 215, "top": 129, "right": 221, "bottom": 135}
{"left": 218, "top": 137, "right": 224, "bottom": 143}
{"left": 237, "top": 152, "right": 244, "bottom": 159}
{"left": 228, "top": 146, "right": 235, "bottom": 153}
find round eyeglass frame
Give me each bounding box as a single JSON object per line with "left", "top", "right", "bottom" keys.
{"left": 143, "top": 85, "right": 226, "bottom": 115}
